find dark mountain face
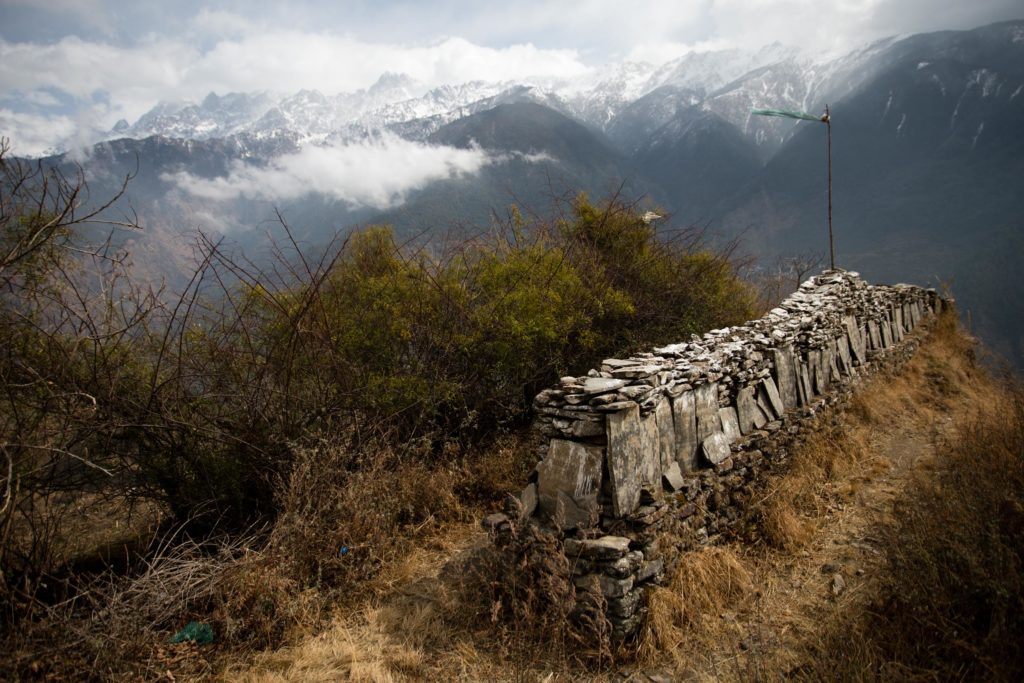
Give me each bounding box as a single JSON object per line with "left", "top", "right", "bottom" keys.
{"left": 634, "top": 112, "right": 761, "bottom": 224}
{"left": 368, "top": 102, "right": 655, "bottom": 236}
{"left": 605, "top": 86, "right": 706, "bottom": 154}
{"left": 428, "top": 101, "right": 625, "bottom": 169}
{"left": 716, "top": 20, "right": 1024, "bottom": 365}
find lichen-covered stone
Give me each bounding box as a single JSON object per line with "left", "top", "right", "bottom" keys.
{"left": 695, "top": 382, "right": 721, "bottom": 442}
{"left": 564, "top": 535, "right": 631, "bottom": 560}
{"left": 701, "top": 432, "right": 731, "bottom": 465}
{"left": 719, "top": 406, "right": 741, "bottom": 443}
{"left": 654, "top": 397, "right": 675, "bottom": 474}
{"left": 671, "top": 390, "right": 699, "bottom": 472}
{"left": 607, "top": 404, "right": 646, "bottom": 516}
{"left": 537, "top": 439, "right": 602, "bottom": 524}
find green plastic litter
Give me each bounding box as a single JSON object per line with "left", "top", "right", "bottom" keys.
{"left": 170, "top": 621, "right": 214, "bottom": 645}
{"left": 751, "top": 107, "right": 825, "bottom": 122}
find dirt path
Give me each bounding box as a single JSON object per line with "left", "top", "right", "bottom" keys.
{"left": 637, "top": 399, "right": 962, "bottom": 681}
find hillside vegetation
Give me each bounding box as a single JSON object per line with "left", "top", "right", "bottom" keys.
{"left": 2, "top": 140, "right": 1021, "bottom": 681}
{"left": 0, "top": 142, "right": 757, "bottom": 679}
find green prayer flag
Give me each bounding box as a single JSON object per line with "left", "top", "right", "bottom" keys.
{"left": 751, "top": 108, "right": 824, "bottom": 122}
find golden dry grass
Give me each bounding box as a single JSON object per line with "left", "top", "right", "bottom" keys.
{"left": 640, "top": 546, "right": 753, "bottom": 662}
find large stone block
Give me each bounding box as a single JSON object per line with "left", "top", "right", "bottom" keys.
{"left": 867, "top": 320, "right": 881, "bottom": 350}
{"left": 761, "top": 376, "right": 785, "bottom": 417}
{"left": 671, "top": 390, "right": 699, "bottom": 472}
{"left": 606, "top": 404, "right": 647, "bottom": 517}
{"left": 736, "top": 385, "right": 767, "bottom": 433}
{"left": 798, "top": 361, "right": 814, "bottom": 404}
{"left": 807, "top": 349, "right": 822, "bottom": 394}
{"left": 701, "top": 432, "right": 731, "bottom": 465}
{"left": 537, "top": 439, "right": 603, "bottom": 526}
{"left": 639, "top": 409, "right": 662, "bottom": 500}
{"left": 719, "top": 406, "right": 741, "bottom": 443}
{"left": 844, "top": 316, "right": 865, "bottom": 362}
{"left": 812, "top": 348, "right": 831, "bottom": 394}
{"left": 771, "top": 346, "right": 798, "bottom": 410}
{"left": 836, "top": 334, "right": 852, "bottom": 374}
{"left": 654, "top": 396, "right": 675, "bottom": 474}
{"left": 880, "top": 316, "right": 893, "bottom": 347}
{"left": 695, "top": 382, "right": 721, "bottom": 442}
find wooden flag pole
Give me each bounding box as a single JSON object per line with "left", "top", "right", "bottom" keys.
{"left": 825, "top": 104, "right": 833, "bottom": 270}
{"left": 751, "top": 105, "right": 836, "bottom": 269}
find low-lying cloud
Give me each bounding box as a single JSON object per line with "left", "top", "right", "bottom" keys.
{"left": 164, "top": 135, "right": 525, "bottom": 209}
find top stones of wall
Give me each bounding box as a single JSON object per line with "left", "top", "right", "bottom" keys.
{"left": 531, "top": 272, "right": 941, "bottom": 496}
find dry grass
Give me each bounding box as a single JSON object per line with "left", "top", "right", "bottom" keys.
{"left": 640, "top": 546, "right": 753, "bottom": 665}
{"left": 0, "top": 431, "right": 537, "bottom": 682}
{"left": 800, "top": 378, "right": 1024, "bottom": 681}
{"left": 226, "top": 520, "right": 587, "bottom": 683}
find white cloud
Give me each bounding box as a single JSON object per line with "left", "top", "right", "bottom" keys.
{"left": 626, "top": 38, "right": 736, "bottom": 65}
{"left": 0, "top": 108, "right": 77, "bottom": 156}
{"left": 163, "top": 134, "right": 505, "bottom": 209}
{"left": 0, "top": 30, "right": 588, "bottom": 121}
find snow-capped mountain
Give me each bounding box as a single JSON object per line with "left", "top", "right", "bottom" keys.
{"left": 103, "top": 42, "right": 816, "bottom": 152}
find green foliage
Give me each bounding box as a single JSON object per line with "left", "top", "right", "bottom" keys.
{"left": 0, "top": 157, "right": 757, "bottom": 542}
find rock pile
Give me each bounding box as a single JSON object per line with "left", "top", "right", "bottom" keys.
{"left": 482, "top": 270, "right": 943, "bottom": 639}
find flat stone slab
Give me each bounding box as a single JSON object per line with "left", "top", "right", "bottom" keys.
{"left": 772, "top": 346, "right": 798, "bottom": 410}
{"left": 555, "top": 490, "right": 597, "bottom": 529}
{"left": 719, "top": 406, "right": 741, "bottom": 443}
{"left": 639, "top": 410, "right": 662, "bottom": 499}
{"left": 607, "top": 403, "right": 646, "bottom": 517}
{"left": 581, "top": 377, "right": 627, "bottom": 395}
{"left": 836, "top": 334, "right": 852, "bottom": 374}
{"left": 736, "top": 385, "right": 767, "bottom": 433}
{"left": 564, "top": 535, "right": 631, "bottom": 560}
{"left": 671, "top": 390, "right": 699, "bottom": 472}
{"left": 602, "top": 358, "right": 641, "bottom": 368}
{"left": 701, "top": 432, "right": 731, "bottom": 466}
{"left": 695, "top": 382, "right": 721, "bottom": 442}
{"left": 537, "top": 439, "right": 602, "bottom": 523}
{"left": 761, "top": 376, "right": 785, "bottom": 417}
{"left": 655, "top": 396, "right": 676, "bottom": 473}
{"left": 662, "top": 461, "right": 685, "bottom": 491}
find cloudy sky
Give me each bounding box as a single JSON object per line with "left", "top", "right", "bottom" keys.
{"left": 1, "top": 0, "right": 1020, "bottom": 155}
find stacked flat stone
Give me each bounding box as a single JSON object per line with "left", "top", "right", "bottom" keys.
{"left": 486, "top": 269, "right": 943, "bottom": 640}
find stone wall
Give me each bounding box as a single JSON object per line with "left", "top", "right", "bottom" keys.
{"left": 482, "top": 270, "right": 945, "bottom": 640}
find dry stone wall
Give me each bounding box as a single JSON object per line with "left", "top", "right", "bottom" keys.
{"left": 482, "top": 270, "right": 945, "bottom": 640}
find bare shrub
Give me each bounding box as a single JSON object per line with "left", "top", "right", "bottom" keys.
{"left": 453, "top": 520, "right": 611, "bottom": 666}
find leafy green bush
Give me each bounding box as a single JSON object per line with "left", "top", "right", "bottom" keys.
{"left": 1, "top": 149, "right": 757, "bottom": 542}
